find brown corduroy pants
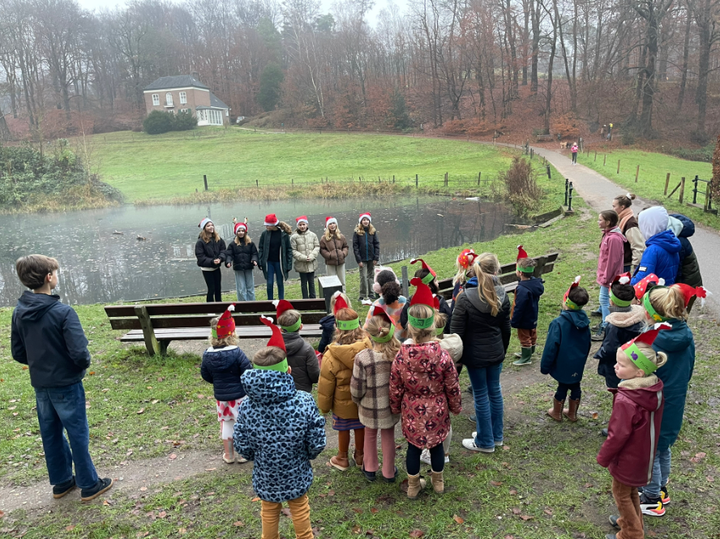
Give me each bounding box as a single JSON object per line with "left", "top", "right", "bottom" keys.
{"left": 612, "top": 478, "right": 645, "bottom": 539}
{"left": 261, "top": 493, "right": 313, "bottom": 539}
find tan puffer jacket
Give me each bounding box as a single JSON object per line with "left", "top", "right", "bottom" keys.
{"left": 290, "top": 229, "right": 320, "bottom": 273}
{"left": 317, "top": 338, "right": 371, "bottom": 418}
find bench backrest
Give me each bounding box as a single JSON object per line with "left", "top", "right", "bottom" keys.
{"left": 104, "top": 299, "right": 328, "bottom": 331}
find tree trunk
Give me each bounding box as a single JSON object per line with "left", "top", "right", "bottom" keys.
{"left": 677, "top": 5, "right": 691, "bottom": 110}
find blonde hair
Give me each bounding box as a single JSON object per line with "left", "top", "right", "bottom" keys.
{"left": 208, "top": 317, "right": 239, "bottom": 348}
{"left": 365, "top": 315, "right": 401, "bottom": 358}
{"left": 330, "top": 292, "right": 351, "bottom": 311}
{"left": 324, "top": 226, "right": 344, "bottom": 241}
{"left": 452, "top": 265, "right": 467, "bottom": 286}
{"left": 200, "top": 227, "right": 221, "bottom": 243}
{"left": 253, "top": 346, "right": 286, "bottom": 366}
{"left": 234, "top": 232, "right": 253, "bottom": 245}
{"left": 277, "top": 309, "right": 301, "bottom": 329}
{"left": 334, "top": 308, "right": 367, "bottom": 344}
{"left": 470, "top": 253, "right": 502, "bottom": 317}
{"left": 406, "top": 304, "right": 436, "bottom": 343}
{"left": 434, "top": 312, "right": 448, "bottom": 338}
{"left": 621, "top": 341, "right": 668, "bottom": 373}
{"left": 648, "top": 286, "right": 687, "bottom": 321}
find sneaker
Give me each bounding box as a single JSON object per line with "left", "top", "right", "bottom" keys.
{"left": 223, "top": 453, "right": 235, "bottom": 464}
{"left": 236, "top": 456, "right": 248, "bottom": 464}
{"left": 81, "top": 478, "right": 114, "bottom": 502}
{"left": 462, "top": 439, "right": 495, "bottom": 453}
{"left": 52, "top": 476, "right": 76, "bottom": 499}
{"left": 420, "top": 449, "right": 450, "bottom": 465}
{"left": 639, "top": 492, "right": 665, "bottom": 517}
{"left": 591, "top": 328, "right": 605, "bottom": 342}
{"left": 609, "top": 515, "right": 619, "bottom": 528}
{"left": 383, "top": 466, "right": 399, "bottom": 483}
{"left": 468, "top": 414, "right": 476, "bottom": 423}
{"left": 600, "top": 428, "right": 609, "bottom": 437}
{"left": 591, "top": 308, "right": 602, "bottom": 317}
{"left": 361, "top": 465, "right": 377, "bottom": 482}
{"left": 660, "top": 484, "right": 670, "bottom": 505}
{"left": 471, "top": 431, "right": 504, "bottom": 447}
{"left": 361, "top": 298, "right": 373, "bottom": 306}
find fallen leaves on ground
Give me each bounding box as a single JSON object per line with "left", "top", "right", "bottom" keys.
{"left": 233, "top": 521, "right": 244, "bottom": 527}
{"left": 452, "top": 514, "right": 464, "bottom": 524}
{"left": 136, "top": 408, "right": 145, "bottom": 415}
{"left": 690, "top": 452, "right": 706, "bottom": 463}
{"left": 169, "top": 453, "right": 177, "bottom": 460}
{"left": 409, "top": 530, "right": 425, "bottom": 538}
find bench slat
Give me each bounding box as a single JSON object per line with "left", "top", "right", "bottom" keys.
{"left": 105, "top": 299, "right": 327, "bottom": 318}
{"left": 110, "top": 312, "right": 327, "bottom": 330}
{"left": 119, "top": 324, "right": 324, "bottom": 342}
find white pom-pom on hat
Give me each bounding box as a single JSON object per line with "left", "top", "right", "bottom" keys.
{"left": 619, "top": 276, "right": 630, "bottom": 285}
{"left": 227, "top": 304, "right": 235, "bottom": 312}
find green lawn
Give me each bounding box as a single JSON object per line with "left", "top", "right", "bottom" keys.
{"left": 83, "top": 130, "right": 518, "bottom": 203}
{"left": 580, "top": 148, "right": 718, "bottom": 228}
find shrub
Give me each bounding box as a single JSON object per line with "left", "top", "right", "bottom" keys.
{"left": 501, "top": 156, "right": 542, "bottom": 215}
{"left": 143, "top": 111, "right": 174, "bottom": 135}
{"left": 173, "top": 110, "right": 197, "bottom": 131}
{"left": 622, "top": 131, "right": 635, "bottom": 146}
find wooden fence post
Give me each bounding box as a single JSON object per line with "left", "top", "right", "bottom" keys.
{"left": 617, "top": 160, "right": 621, "bottom": 174}
{"left": 256, "top": 179, "right": 259, "bottom": 187}
{"left": 444, "top": 172, "right": 448, "bottom": 186}
{"left": 679, "top": 177, "right": 685, "bottom": 203}
{"left": 594, "top": 151, "right": 597, "bottom": 161}
{"left": 478, "top": 172, "right": 482, "bottom": 186}
{"left": 664, "top": 173, "right": 671, "bottom": 195}
{"left": 203, "top": 175, "right": 208, "bottom": 191}
{"left": 401, "top": 266, "right": 409, "bottom": 298}
{"left": 603, "top": 154, "right": 607, "bottom": 166}
{"left": 635, "top": 165, "right": 640, "bottom": 183}
{"left": 415, "top": 174, "right": 419, "bottom": 188}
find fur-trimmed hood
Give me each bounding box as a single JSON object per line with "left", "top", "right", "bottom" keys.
{"left": 604, "top": 305, "right": 646, "bottom": 328}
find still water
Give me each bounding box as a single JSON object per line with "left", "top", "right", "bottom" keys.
{"left": 0, "top": 197, "right": 519, "bottom": 306}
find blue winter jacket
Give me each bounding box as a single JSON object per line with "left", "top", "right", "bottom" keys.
{"left": 540, "top": 309, "right": 592, "bottom": 384}
{"left": 200, "top": 346, "right": 253, "bottom": 401}
{"left": 652, "top": 319, "right": 695, "bottom": 452}
{"left": 631, "top": 229, "right": 681, "bottom": 286}
{"left": 510, "top": 277, "right": 545, "bottom": 329}
{"left": 234, "top": 369, "right": 326, "bottom": 503}
{"left": 317, "top": 314, "right": 336, "bottom": 354}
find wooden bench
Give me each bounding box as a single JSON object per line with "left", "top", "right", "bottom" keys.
{"left": 535, "top": 134, "right": 554, "bottom": 142}
{"left": 104, "top": 299, "right": 328, "bottom": 356}
{"left": 436, "top": 252, "right": 558, "bottom": 300}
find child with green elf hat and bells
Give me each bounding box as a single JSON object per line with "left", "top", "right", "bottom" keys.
{"left": 510, "top": 245, "right": 545, "bottom": 366}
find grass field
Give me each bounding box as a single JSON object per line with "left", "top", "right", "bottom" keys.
{"left": 83, "top": 130, "right": 520, "bottom": 203}
{"left": 579, "top": 148, "right": 719, "bottom": 228}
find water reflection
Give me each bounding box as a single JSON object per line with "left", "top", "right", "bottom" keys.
{"left": 0, "top": 197, "right": 518, "bottom": 306}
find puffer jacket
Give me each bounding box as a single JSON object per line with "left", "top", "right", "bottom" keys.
{"left": 317, "top": 314, "right": 336, "bottom": 354}
{"left": 593, "top": 305, "right": 645, "bottom": 388}
{"left": 597, "top": 227, "right": 627, "bottom": 287}
{"left": 258, "top": 222, "right": 293, "bottom": 280}
{"left": 290, "top": 229, "right": 320, "bottom": 274}
{"left": 282, "top": 332, "right": 320, "bottom": 393}
{"left": 317, "top": 339, "right": 372, "bottom": 418}
{"left": 195, "top": 235, "right": 227, "bottom": 268}
{"left": 352, "top": 225, "right": 380, "bottom": 262}
{"left": 597, "top": 376, "right": 664, "bottom": 487}
{"left": 225, "top": 240, "right": 258, "bottom": 271}
{"left": 319, "top": 233, "right": 349, "bottom": 266}
{"left": 350, "top": 349, "right": 400, "bottom": 430}
{"left": 200, "top": 346, "right": 253, "bottom": 401}
{"left": 389, "top": 341, "right": 461, "bottom": 449}
{"left": 668, "top": 214, "right": 703, "bottom": 287}
{"left": 510, "top": 277, "right": 545, "bottom": 329}
{"left": 631, "top": 230, "right": 681, "bottom": 286}
{"left": 450, "top": 277, "right": 511, "bottom": 369}
{"left": 540, "top": 309, "right": 591, "bottom": 384}
{"left": 235, "top": 369, "right": 326, "bottom": 503}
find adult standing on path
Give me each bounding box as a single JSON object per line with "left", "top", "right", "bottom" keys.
{"left": 595, "top": 210, "right": 626, "bottom": 341}
{"left": 258, "top": 214, "right": 293, "bottom": 301}
{"left": 196, "top": 218, "right": 227, "bottom": 302}
{"left": 320, "top": 217, "right": 349, "bottom": 292}
{"left": 612, "top": 193, "right": 645, "bottom": 273}
{"left": 571, "top": 142, "right": 579, "bottom": 165}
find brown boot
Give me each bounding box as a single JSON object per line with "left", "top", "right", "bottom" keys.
{"left": 407, "top": 473, "right": 426, "bottom": 499}
{"left": 353, "top": 450, "right": 364, "bottom": 469}
{"left": 430, "top": 470, "right": 444, "bottom": 494}
{"left": 563, "top": 398, "right": 580, "bottom": 422}
{"left": 547, "top": 398, "right": 564, "bottom": 422}
{"left": 330, "top": 451, "right": 352, "bottom": 471}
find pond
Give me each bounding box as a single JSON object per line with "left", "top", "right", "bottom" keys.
{"left": 0, "top": 196, "right": 521, "bottom": 306}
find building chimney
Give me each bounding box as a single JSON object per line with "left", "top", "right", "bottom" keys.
{"left": 192, "top": 71, "right": 200, "bottom": 82}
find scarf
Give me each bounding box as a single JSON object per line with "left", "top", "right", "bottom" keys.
{"left": 617, "top": 206, "right": 634, "bottom": 233}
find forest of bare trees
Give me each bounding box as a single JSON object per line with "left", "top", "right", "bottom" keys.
{"left": 0, "top": 0, "right": 718, "bottom": 142}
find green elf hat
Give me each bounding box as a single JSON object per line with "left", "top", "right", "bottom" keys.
{"left": 620, "top": 322, "right": 672, "bottom": 375}
{"left": 256, "top": 316, "right": 289, "bottom": 373}
{"left": 610, "top": 273, "right": 633, "bottom": 307}
{"left": 408, "top": 277, "right": 436, "bottom": 329}
{"left": 333, "top": 294, "right": 360, "bottom": 331}
{"left": 516, "top": 245, "right": 535, "bottom": 273}
{"left": 563, "top": 275, "right": 582, "bottom": 310}
{"left": 410, "top": 258, "right": 437, "bottom": 285}
{"left": 273, "top": 299, "right": 302, "bottom": 332}
{"left": 368, "top": 304, "right": 397, "bottom": 343}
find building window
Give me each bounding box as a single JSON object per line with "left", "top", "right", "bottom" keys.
{"left": 166, "top": 92, "right": 173, "bottom": 107}
{"left": 152, "top": 94, "right": 160, "bottom": 106}
{"left": 179, "top": 91, "right": 187, "bottom": 104}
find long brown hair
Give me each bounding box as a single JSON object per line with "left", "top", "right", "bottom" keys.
{"left": 334, "top": 308, "right": 367, "bottom": 344}
{"left": 365, "top": 315, "right": 401, "bottom": 359}
{"left": 470, "top": 253, "right": 502, "bottom": 316}
{"left": 200, "top": 227, "right": 221, "bottom": 243}
{"left": 354, "top": 222, "right": 376, "bottom": 235}
{"left": 234, "top": 233, "right": 253, "bottom": 245}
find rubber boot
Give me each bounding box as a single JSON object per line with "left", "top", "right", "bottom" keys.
{"left": 563, "top": 398, "right": 580, "bottom": 422}
{"left": 430, "top": 470, "right": 444, "bottom": 494}
{"left": 531, "top": 345, "right": 536, "bottom": 356}
{"left": 547, "top": 398, "right": 564, "bottom": 422}
{"left": 353, "top": 450, "right": 364, "bottom": 469}
{"left": 330, "top": 451, "right": 352, "bottom": 471}
{"left": 407, "top": 473, "right": 426, "bottom": 499}
{"left": 512, "top": 347, "right": 533, "bottom": 366}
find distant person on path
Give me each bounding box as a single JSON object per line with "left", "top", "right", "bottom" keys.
{"left": 258, "top": 214, "right": 293, "bottom": 301}
{"left": 595, "top": 210, "right": 626, "bottom": 340}
{"left": 11, "top": 255, "right": 113, "bottom": 502}
{"left": 196, "top": 218, "right": 227, "bottom": 302}
{"left": 631, "top": 207, "right": 681, "bottom": 287}
{"left": 607, "top": 123, "right": 613, "bottom": 140}
{"left": 571, "top": 142, "right": 579, "bottom": 164}
{"left": 291, "top": 216, "right": 320, "bottom": 299}
{"left": 612, "top": 193, "right": 645, "bottom": 273}
{"left": 511, "top": 246, "right": 545, "bottom": 366}
{"left": 667, "top": 213, "right": 703, "bottom": 290}
{"left": 319, "top": 216, "right": 349, "bottom": 292}
{"left": 353, "top": 212, "right": 380, "bottom": 305}
{"left": 225, "top": 220, "right": 258, "bottom": 302}
{"left": 200, "top": 305, "right": 253, "bottom": 464}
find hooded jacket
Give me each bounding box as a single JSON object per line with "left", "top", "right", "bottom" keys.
{"left": 352, "top": 225, "right": 380, "bottom": 263}
{"left": 389, "top": 341, "right": 462, "bottom": 449}
{"left": 290, "top": 229, "right": 320, "bottom": 274}
{"left": 195, "top": 235, "right": 227, "bottom": 269}
{"left": 234, "top": 369, "right": 326, "bottom": 503}
{"left": 540, "top": 309, "right": 592, "bottom": 384}
{"left": 593, "top": 306, "right": 646, "bottom": 387}
{"left": 597, "top": 376, "right": 665, "bottom": 487}
{"left": 632, "top": 207, "right": 681, "bottom": 286}
{"left": 317, "top": 338, "right": 372, "bottom": 418}
{"left": 11, "top": 291, "right": 91, "bottom": 388}
{"left": 258, "top": 222, "right": 293, "bottom": 280}
{"left": 668, "top": 213, "right": 703, "bottom": 287}
{"left": 597, "top": 227, "right": 627, "bottom": 287}
{"left": 450, "top": 277, "right": 512, "bottom": 369}
{"left": 510, "top": 277, "right": 545, "bottom": 329}
{"left": 317, "top": 314, "right": 336, "bottom": 354}
{"left": 652, "top": 319, "right": 695, "bottom": 452}
{"left": 282, "top": 331, "right": 320, "bottom": 393}
{"left": 200, "top": 346, "right": 253, "bottom": 401}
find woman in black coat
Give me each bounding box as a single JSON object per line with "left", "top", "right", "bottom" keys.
{"left": 195, "top": 218, "right": 227, "bottom": 302}
{"left": 450, "top": 252, "right": 511, "bottom": 454}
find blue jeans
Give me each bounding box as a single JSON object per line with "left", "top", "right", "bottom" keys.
{"left": 234, "top": 269, "right": 255, "bottom": 301}
{"left": 266, "top": 261, "right": 284, "bottom": 300}
{"left": 599, "top": 285, "right": 610, "bottom": 328}
{"left": 467, "top": 363, "right": 504, "bottom": 449}
{"left": 644, "top": 448, "right": 671, "bottom": 498}
{"left": 35, "top": 382, "right": 99, "bottom": 489}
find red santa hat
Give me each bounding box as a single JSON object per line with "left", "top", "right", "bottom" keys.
{"left": 214, "top": 304, "right": 236, "bottom": 340}
{"left": 408, "top": 277, "right": 436, "bottom": 329}
{"left": 517, "top": 245, "right": 529, "bottom": 262}
{"left": 264, "top": 214, "right": 279, "bottom": 226}
{"left": 612, "top": 272, "right": 632, "bottom": 285}
{"left": 273, "top": 300, "right": 302, "bottom": 332}
{"left": 259, "top": 316, "right": 286, "bottom": 352}
{"left": 673, "top": 283, "right": 710, "bottom": 308}
{"left": 325, "top": 216, "right": 338, "bottom": 227}
{"left": 367, "top": 304, "right": 396, "bottom": 343}
{"left": 199, "top": 217, "right": 213, "bottom": 230}
{"left": 411, "top": 258, "right": 437, "bottom": 285}
{"left": 358, "top": 212, "right": 372, "bottom": 223}
{"left": 457, "top": 248, "right": 477, "bottom": 269}
{"left": 563, "top": 276, "right": 582, "bottom": 310}
{"left": 333, "top": 293, "right": 350, "bottom": 316}
{"left": 620, "top": 323, "right": 672, "bottom": 375}
{"left": 233, "top": 222, "right": 248, "bottom": 235}
{"left": 296, "top": 216, "right": 309, "bottom": 225}
{"left": 633, "top": 273, "right": 664, "bottom": 300}
{"left": 516, "top": 245, "right": 534, "bottom": 273}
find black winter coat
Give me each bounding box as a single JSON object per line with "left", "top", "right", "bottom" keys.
{"left": 400, "top": 295, "right": 453, "bottom": 334}
{"left": 593, "top": 307, "right": 645, "bottom": 388}
{"left": 225, "top": 240, "right": 259, "bottom": 271}
{"left": 450, "top": 277, "right": 511, "bottom": 369}
{"left": 352, "top": 227, "right": 380, "bottom": 262}
{"left": 317, "top": 314, "right": 336, "bottom": 354}
{"left": 283, "top": 332, "right": 320, "bottom": 393}
{"left": 670, "top": 213, "right": 703, "bottom": 287}
{"left": 510, "top": 277, "right": 545, "bottom": 329}
{"left": 11, "top": 292, "right": 91, "bottom": 388}
{"left": 200, "top": 346, "right": 253, "bottom": 401}
{"left": 195, "top": 236, "right": 227, "bottom": 268}
{"left": 258, "top": 227, "right": 293, "bottom": 280}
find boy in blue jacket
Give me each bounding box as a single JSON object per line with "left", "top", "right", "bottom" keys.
{"left": 541, "top": 277, "right": 592, "bottom": 422}
{"left": 235, "top": 317, "right": 326, "bottom": 539}
{"left": 511, "top": 246, "right": 545, "bottom": 366}
{"left": 10, "top": 255, "right": 113, "bottom": 502}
